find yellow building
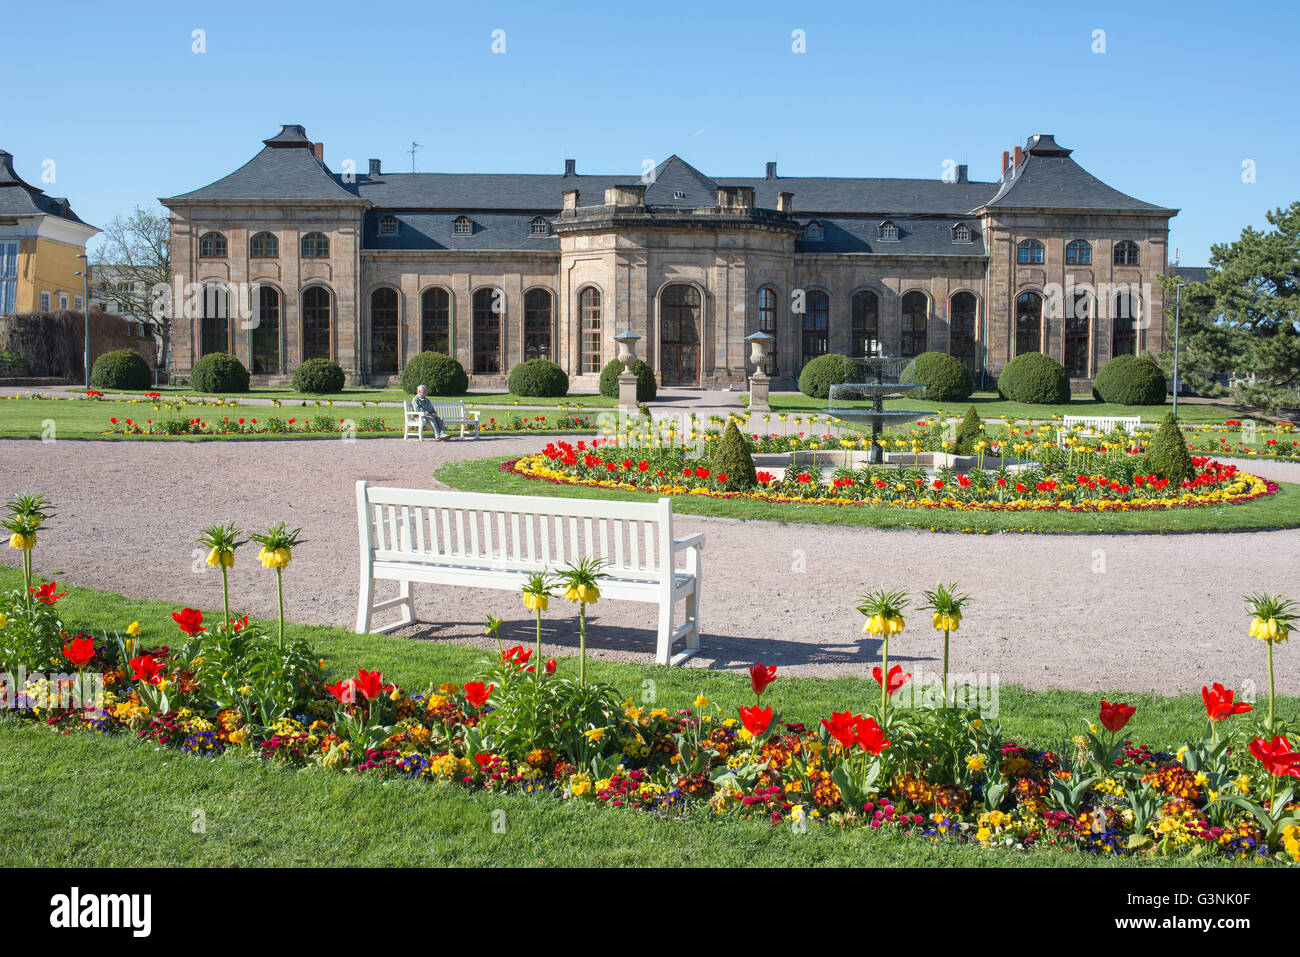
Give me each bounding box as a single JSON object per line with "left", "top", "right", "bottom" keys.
{"left": 0, "top": 149, "right": 99, "bottom": 315}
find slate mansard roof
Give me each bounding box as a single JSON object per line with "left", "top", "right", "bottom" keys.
{"left": 163, "top": 127, "right": 1174, "bottom": 255}
{"left": 0, "top": 150, "right": 93, "bottom": 225}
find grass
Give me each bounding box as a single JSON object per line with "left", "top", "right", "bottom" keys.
{"left": 437, "top": 456, "right": 1300, "bottom": 534}
{"left": 108, "top": 385, "right": 617, "bottom": 409}
{"left": 1, "top": 567, "right": 1287, "bottom": 867}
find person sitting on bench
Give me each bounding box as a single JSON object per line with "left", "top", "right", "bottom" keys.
{"left": 412, "top": 385, "right": 447, "bottom": 440}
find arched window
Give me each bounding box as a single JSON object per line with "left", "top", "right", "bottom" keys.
{"left": 251, "top": 286, "right": 280, "bottom": 374}
{"left": 524, "top": 288, "right": 553, "bottom": 361}
{"left": 453, "top": 216, "right": 472, "bottom": 236}
{"left": 249, "top": 232, "right": 278, "bottom": 258}
{"left": 199, "top": 285, "right": 228, "bottom": 355}
{"left": 952, "top": 223, "right": 971, "bottom": 243}
{"left": 301, "top": 232, "right": 330, "bottom": 258}
{"left": 1017, "top": 239, "right": 1044, "bottom": 264}
{"left": 801, "top": 291, "right": 829, "bottom": 363}
{"left": 661, "top": 284, "right": 702, "bottom": 386}
{"left": 370, "top": 288, "right": 399, "bottom": 374}
{"left": 901, "top": 292, "right": 927, "bottom": 358}
{"left": 472, "top": 288, "right": 502, "bottom": 374}
{"left": 421, "top": 287, "right": 450, "bottom": 354}
{"left": 1065, "top": 294, "right": 1091, "bottom": 378}
{"left": 802, "top": 220, "right": 824, "bottom": 241}
{"left": 878, "top": 221, "right": 898, "bottom": 241}
{"left": 1113, "top": 293, "right": 1139, "bottom": 356}
{"left": 579, "top": 287, "right": 601, "bottom": 373}
{"left": 199, "top": 232, "right": 227, "bottom": 258}
{"left": 1114, "top": 240, "right": 1140, "bottom": 265}
{"left": 529, "top": 217, "right": 549, "bottom": 236}
{"left": 758, "top": 287, "right": 778, "bottom": 373}
{"left": 378, "top": 215, "right": 398, "bottom": 236}
{"left": 850, "top": 290, "right": 879, "bottom": 358}
{"left": 1066, "top": 240, "right": 1091, "bottom": 265}
{"left": 302, "top": 286, "right": 332, "bottom": 360}
{"left": 950, "top": 292, "right": 977, "bottom": 373}
{"left": 1015, "top": 291, "right": 1043, "bottom": 355}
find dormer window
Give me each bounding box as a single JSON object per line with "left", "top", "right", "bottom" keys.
{"left": 673, "top": 190, "right": 687, "bottom": 200}
{"left": 529, "top": 217, "right": 549, "bottom": 236}
{"left": 378, "top": 215, "right": 398, "bottom": 236}
{"left": 453, "top": 216, "right": 472, "bottom": 235}
{"left": 878, "top": 221, "right": 898, "bottom": 241}
{"left": 802, "top": 220, "right": 824, "bottom": 241}
{"left": 951, "top": 223, "right": 971, "bottom": 244}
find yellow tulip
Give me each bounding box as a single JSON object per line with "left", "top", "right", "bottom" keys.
{"left": 126, "top": 621, "right": 141, "bottom": 636}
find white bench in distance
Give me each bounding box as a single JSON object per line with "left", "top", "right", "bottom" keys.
{"left": 1057, "top": 415, "right": 1142, "bottom": 448}
{"left": 403, "top": 400, "right": 481, "bottom": 440}
{"left": 355, "top": 481, "right": 704, "bottom": 666}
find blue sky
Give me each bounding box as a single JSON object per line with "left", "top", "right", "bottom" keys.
{"left": 7, "top": 0, "right": 1296, "bottom": 264}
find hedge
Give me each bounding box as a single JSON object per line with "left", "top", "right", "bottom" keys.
{"left": 899, "top": 351, "right": 973, "bottom": 403}
{"left": 190, "top": 352, "right": 249, "bottom": 394}
{"left": 798, "top": 354, "right": 865, "bottom": 399}
{"left": 599, "top": 358, "right": 657, "bottom": 402}
{"left": 90, "top": 349, "right": 151, "bottom": 391}
{"left": 401, "top": 352, "right": 468, "bottom": 396}
{"left": 996, "top": 352, "right": 1070, "bottom": 404}
{"left": 1092, "top": 354, "right": 1167, "bottom": 406}
{"left": 292, "top": 357, "right": 346, "bottom": 394}
{"left": 507, "top": 358, "right": 569, "bottom": 398}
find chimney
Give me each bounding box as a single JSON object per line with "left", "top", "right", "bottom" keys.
{"left": 368, "top": 158, "right": 382, "bottom": 176}
{"left": 605, "top": 185, "right": 646, "bottom": 207}
{"left": 765, "top": 161, "right": 778, "bottom": 180}
{"left": 1001, "top": 151, "right": 1009, "bottom": 176}
{"left": 564, "top": 158, "right": 577, "bottom": 176}
{"left": 954, "top": 164, "right": 968, "bottom": 183}
{"left": 312, "top": 142, "right": 324, "bottom": 161}
{"left": 1013, "top": 146, "right": 1023, "bottom": 169}
{"left": 562, "top": 189, "right": 580, "bottom": 211}
{"left": 777, "top": 191, "right": 794, "bottom": 213}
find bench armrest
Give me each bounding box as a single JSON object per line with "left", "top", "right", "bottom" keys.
{"left": 465, "top": 409, "right": 481, "bottom": 420}
{"left": 673, "top": 533, "right": 705, "bottom": 552}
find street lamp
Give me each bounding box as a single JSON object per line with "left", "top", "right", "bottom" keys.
{"left": 1171, "top": 280, "right": 1184, "bottom": 417}
{"left": 74, "top": 254, "right": 91, "bottom": 388}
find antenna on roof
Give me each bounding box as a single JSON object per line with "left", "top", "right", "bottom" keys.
{"left": 407, "top": 141, "right": 423, "bottom": 173}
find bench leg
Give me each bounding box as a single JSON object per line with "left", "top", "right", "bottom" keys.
{"left": 683, "top": 587, "right": 700, "bottom": 657}
{"left": 656, "top": 598, "right": 674, "bottom": 666}
{"left": 356, "top": 573, "right": 374, "bottom": 634}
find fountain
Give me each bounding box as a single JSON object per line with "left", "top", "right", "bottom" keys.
{"left": 827, "top": 356, "right": 934, "bottom": 464}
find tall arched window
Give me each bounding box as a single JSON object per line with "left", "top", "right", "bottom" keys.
{"left": 757, "top": 287, "right": 778, "bottom": 373}
{"left": 801, "top": 291, "right": 829, "bottom": 363}
{"left": 421, "top": 287, "right": 450, "bottom": 354}
{"left": 199, "top": 232, "right": 227, "bottom": 258}
{"left": 249, "top": 232, "right": 278, "bottom": 258}
{"left": 525, "top": 289, "right": 553, "bottom": 361}
{"left": 1015, "top": 292, "right": 1043, "bottom": 355}
{"left": 302, "top": 286, "right": 332, "bottom": 360}
{"left": 1017, "top": 239, "right": 1044, "bottom": 264}
{"left": 950, "top": 292, "right": 977, "bottom": 373}
{"left": 370, "top": 288, "right": 399, "bottom": 374}
{"left": 579, "top": 287, "right": 602, "bottom": 373}
{"left": 1114, "top": 241, "right": 1140, "bottom": 265}
{"left": 301, "top": 232, "right": 330, "bottom": 258}
{"left": 901, "top": 292, "right": 927, "bottom": 358}
{"left": 251, "top": 286, "right": 279, "bottom": 374}
{"left": 660, "top": 284, "right": 701, "bottom": 386}
{"left": 1065, "top": 240, "right": 1091, "bottom": 265}
{"left": 200, "top": 285, "right": 228, "bottom": 355}
{"left": 850, "top": 290, "right": 879, "bottom": 358}
{"left": 472, "top": 288, "right": 502, "bottom": 374}
{"left": 1065, "top": 294, "right": 1091, "bottom": 378}
{"left": 1113, "top": 293, "right": 1138, "bottom": 356}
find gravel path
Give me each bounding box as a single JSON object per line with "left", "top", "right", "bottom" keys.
{"left": 2, "top": 435, "right": 1298, "bottom": 696}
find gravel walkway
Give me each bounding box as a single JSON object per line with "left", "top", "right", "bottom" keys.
{"left": 2, "top": 435, "right": 1298, "bottom": 697}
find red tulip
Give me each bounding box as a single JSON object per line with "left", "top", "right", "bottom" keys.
{"left": 474, "top": 753, "right": 495, "bottom": 769}
{"left": 502, "top": 645, "right": 533, "bottom": 667}
{"left": 1201, "top": 683, "right": 1252, "bottom": 722}
{"left": 172, "top": 607, "right": 204, "bottom": 637}
{"left": 545, "top": 658, "right": 557, "bottom": 675}
{"left": 821, "top": 711, "right": 859, "bottom": 749}
{"left": 327, "top": 679, "right": 355, "bottom": 704}
{"left": 739, "top": 704, "right": 773, "bottom": 738}
{"left": 1099, "top": 700, "right": 1135, "bottom": 733}
{"left": 872, "top": 664, "right": 911, "bottom": 696}
{"left": 354, "top": 668, "right": 384, "bottom": 701}
{"left": 463, "top": 681, "right": 494, "bottom": 708}
{"left": 129, "top": 655, "right": 164, "bottom": 685}
{"left": 1249, "top": 736, "right": 1300, "bottom": 779}
{"left": 62, "top": 636, "right": 95, "bottom": 668}
{"left": 853, "top": 716, "right": 891, "bottom": 755}
{"left": 31, "top": 582, "right": 66, "bottom": 606}
{"left": 749, "top": 662, "right": 777, "bottom": 697}
{"left": 228, "top": 615, "right": 249, "bottom": 632}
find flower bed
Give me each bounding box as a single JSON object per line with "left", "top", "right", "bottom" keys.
{"left": 104, "top": 413, "right": 396, "bottom": 437}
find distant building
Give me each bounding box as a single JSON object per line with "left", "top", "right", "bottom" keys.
{"left": 162, "top": 125, "right": 1177, "bottom": 389}
{"left": 0, "top": 150, "right": 99, "bottom": 315}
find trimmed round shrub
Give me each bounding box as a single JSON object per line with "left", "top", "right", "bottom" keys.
{"left": 292, "top": 357, "right": 346, "bottom": 394}
{"left": 900, "top": 351, "right": 973, "bottom": 403}
{"left": 1092, "top": 354, "right": 1167, "bottom": 406}
{"left": 507, "top": 358, "right": 569, "bottom": 398}
{"left": 996, "top": 352, "right": 1070, "bottom": 405}
{"left": 400, "top": 351, "right": 467, "bottom": 396}
{"left": 599, "top": 358, "right": 657, "bottom": 402}
{"left": 710, "top": 419, "right": 758, "bottom": 488}
{"left": 952, "top": 405, "right": 985, "bottom": 456}
{"left": 90, "top": 348, "right": 151, "bottom": 390}
{"left": 1144, "top": 411, "right": 1195, "bottom": 485}
{"left": 797, "top": 353, "right": 865, "bottom": 399}
{"left": 190, "top": 352, "right": 249, "bottom": 393}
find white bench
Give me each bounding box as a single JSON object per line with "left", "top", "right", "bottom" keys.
{"left": 403, "top": 400, "right": 481, "bottom": 440}
{"left": 1057, "top": 415, "right": 1142, "bottom": 448}
{"left": 355, "top": 482, "right": 704, "bottom": 666}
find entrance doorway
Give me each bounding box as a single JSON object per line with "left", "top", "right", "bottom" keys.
{"left": 660, "top": 284, "right": 700, "bottom": 386}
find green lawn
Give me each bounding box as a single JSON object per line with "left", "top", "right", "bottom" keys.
{"left": 0, "top": 568, "right": 1285, "bottom": 867}
{"left": 437, "top": 456, "right": 1300, "bottom": 534}
{"left": 111, "top": 386, "right": 617, "bottom": 409}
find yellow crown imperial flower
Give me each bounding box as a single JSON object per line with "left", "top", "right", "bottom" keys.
{"left": 522, "top": 592, "right": 549, "bottom": 612}
{"left": 258, "top": 546, "right": 293, "bottom": 569}
{"left": 206, "top": 546, "right": 235, "bottom": 568}
{"left": 932, "top": 611, "right": 961, "bottom": 632}
{"left": 8, "top": 532, "right": 36, "bottom": 550}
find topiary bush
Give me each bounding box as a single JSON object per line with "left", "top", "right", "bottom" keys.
{"left": 599, "top": 358, "right": 657, "bottom": 402}
{"left": 90, "top": 348, "right": 151, "bottom": 390}
{"left": 710, "top": 419, "right": 758, "bottom": 488}
{"left": 952, "top": 405, "right": 985, "bottom": 456}
{"left": 190, "top": 352, "right": 249, "bottom": 393}
{"left": 1144, "top": 411, "right": 1195, "bottom": 486}
{"left": 507, "top": 358, "right": 569, "bottom": 398}
{"left": 798, "top": 353, "right": 865, "bottom": 399}
{"left": 996, "top": 352, "right": 1070, "bottom": 405}
{"left": 292, "top": 357, "right": 346, "bottom": 394}
{"left": 1092, "top": 354, "right": 1167, "bottom": 406}
{"left": 400, "top": 351, "right": 468, "bottom": 396}
{"left": 900, "top": 351, "right": 973, "bottom": 403}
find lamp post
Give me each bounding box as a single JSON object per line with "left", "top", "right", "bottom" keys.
{"left": 1172, "top": 279, "right": 1184, "bottom": 417}
{"left": 74, "top": 254, "right": 91, "bottom": 388}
